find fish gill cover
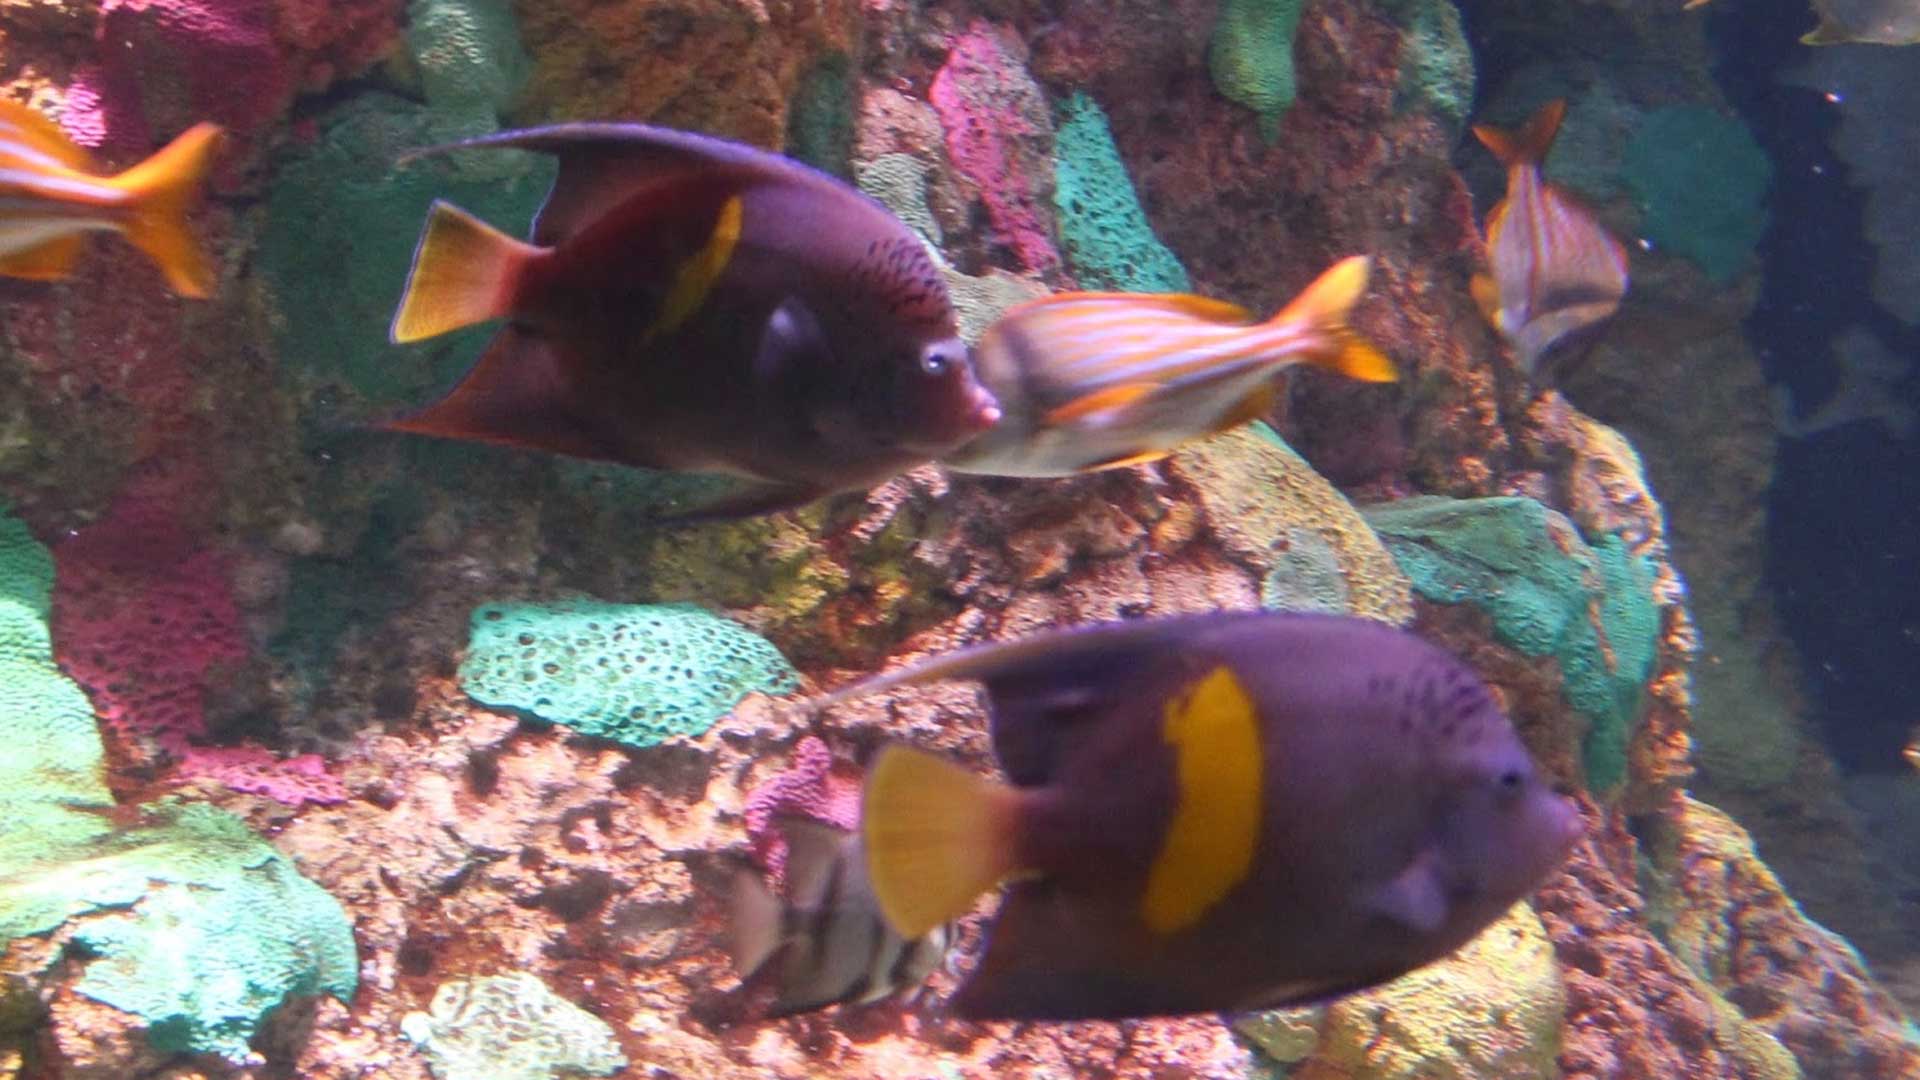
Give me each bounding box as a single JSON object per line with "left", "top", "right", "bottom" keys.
{"left": 458, "top": 598, "right": 801, "bottom": 748}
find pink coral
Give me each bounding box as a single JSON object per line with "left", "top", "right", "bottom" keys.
{"left": 60, "top": 0, "right": 400, "bottom": 152}
{"left": 51, "top": 465, "right": 342, "bottom": 806}
{"left": 742, "top": 736, "right": 862, "bottom": 885}
{"left": 928, "top": 21, "right": 1065, "bottom": 278}
{"left": 180, "top": 745, "right": 348, "bottom": 805}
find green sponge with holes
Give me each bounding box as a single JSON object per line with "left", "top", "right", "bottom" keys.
{"left": 458, "top": 599, "right": 801, "bottom": 747}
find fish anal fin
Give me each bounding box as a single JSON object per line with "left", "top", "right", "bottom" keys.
{"left": 112, "top": 121, "right": 224, "bottom": 299}
{"left": 1472, "top": 99, "right": 1567, "bottom": 168}
{"left": 1044, "top": 382, "right": 1159, "bottom": 427}
{"left": 862, "top": 744, "right": 1023, "bottom": 939}
{"left": 375, "top": 328, "right": 610, "bottom": 459}
{"left": 0, "top": 235, "right": 84, "bottom": 281}
{"left": 645, "top": 478, "right": 829, "bottom": 525}
{"left": 1210, "top": 384, "right": 1278, "bottom": 436}
{"left": 1082, "top": 447, "right": 1174, "bottom": 472}
{"left": 391, "top": 201, "right": 543, "bottom": 343}
{"left": 950, "top": 882, "right": 1190, "bottom": 1020}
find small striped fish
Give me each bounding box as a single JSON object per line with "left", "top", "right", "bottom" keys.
{"left": 1470, "top": 100, "right": 1629, "bottom": 378}
{"left": 729, "top": 815, "right": 951, "bottom": 1017}
{"left": 0, "top": 99, "right": 223, "bottom": 297}
{"left": 942, "top": 256, "right": 1396, "bottom": 478}
{"left": 1905, "top": 725, "right": 1919, "bottom": 772}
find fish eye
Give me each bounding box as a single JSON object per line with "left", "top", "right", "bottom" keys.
{"left": 1498, "top": 769, "right": 1524, "bottom": 792}
{"left": 919, "top": 350, "right": 951, "bottom": 377}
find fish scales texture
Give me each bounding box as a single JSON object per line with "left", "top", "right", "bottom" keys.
{"left": 384, "top": 122, "right": 1001, "bottom": 518}
{"left": 851, "top": 612, "right": 1583, "bottom": 1021}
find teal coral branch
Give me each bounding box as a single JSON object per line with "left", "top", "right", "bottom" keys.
{"left": 1363, "top": 495, "right": 1659, "bottom": 792}
{"left": 1051, "top": 93, "right": 1191, "bottom": 293}
{"left": 1209, "top": 0, "right": 1307, "bottom": 139}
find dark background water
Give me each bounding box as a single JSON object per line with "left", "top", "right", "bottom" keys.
{"left": 1706, "top": 0, "right": 1920, "bottom": 775}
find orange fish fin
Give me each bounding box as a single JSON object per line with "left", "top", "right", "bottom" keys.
{"left": 1471, "top": 99, "right": 1566, "bottom": 168}
{"left": 0, "top": 99, "right": 97, "bottom": 171}
{"left": 1210, "top": 384, "right": 1278, "bottom": 435}
{"left": 0, "top": 235, "right": 84, "bottom": 281}
{"left": 1470, "top": 273, "right": 1502, "bottom": 325}
{"left": 390, "top": 200, "right": 543, "bottom": 343}
{"left": 1082, "top": 447, "right": 1173, "bottom": 472}
{"left": 375, "top": 327, "right": 611, "bottom": 459}
{"left": 862, "top": 744, "right": 1025, "bottom": 939}
{"left": 1271, "top": 256, "right": 1398, "bottom": 383}
{"left": 109, "top": 122, "right": 224, "bottom": 298}
{"left": 1043, "top": 381, "right": 1160, "bottom": 426}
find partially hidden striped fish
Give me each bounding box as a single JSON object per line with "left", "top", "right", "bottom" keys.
{"left": 941, "top": 255, "right": 1397, "bottom": 478}
{"left": 728, "top": 815, "right": 951, "bottom": 1018}
{"left": 1470, "top": 100, "right": 1629, "bottom": 378}
{"left": 0, "top": 99, "right": 223, "bottom": 298}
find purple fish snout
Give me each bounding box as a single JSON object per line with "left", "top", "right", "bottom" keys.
{"left": 967, "top": 384, "right": 1004, "bottom": 432}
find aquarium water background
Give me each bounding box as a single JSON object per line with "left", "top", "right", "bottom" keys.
{"left": 0, "top": 0, "right": 1916, "bottom": 1076}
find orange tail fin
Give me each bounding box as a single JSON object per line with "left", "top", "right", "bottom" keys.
{"left": 1471, "top": 99, "right": 1567, "bottom": 169}
{"left": 390, "top": 201, "right": 542, "bottom": 343}
{"left": 1270, "top": 255, "right": 1398, "bottom": 383}
{"left": 110, "top": 122, "right": 224, "bottom": 298}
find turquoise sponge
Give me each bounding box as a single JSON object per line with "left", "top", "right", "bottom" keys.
{"left": 458, "top": 599, "right": 801, "bottom": 748}
{"left": 1209, "top": 0, "right": 1307, "bottom": 139}
{"left": 1620, "top": 105, "right": 1772, "bottom": 283}
{"left": 1362, "top": 496, "right": 1659, "bottom": 792}
{"left": 0, "top": 504, "right": 358, "bottom": 1064}
{"left": 1052, "top": 93, "right": 1190, "bottom": 293}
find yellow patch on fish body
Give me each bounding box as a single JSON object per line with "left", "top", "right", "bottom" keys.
{"left": 643, "top": 194, "right": 744, "bottom": 343}
{"left": 1141, "top": 664, "right": 1263, "bottom": 935}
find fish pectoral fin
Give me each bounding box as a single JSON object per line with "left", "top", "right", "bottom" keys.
{"left": 862, "top": 744, "right": 1024, "bottom": 939}
{"left": 112, "top": 121, "right": 224, "bottom": 299}
{"left": 0, "top": 235, "right": 84, "bottom": 281}
{"left": 1043, "top": 382, "right": 1160, "bottom": 427}
{"left": 1366, "top": 849, "right": 1450, "bottom": 935}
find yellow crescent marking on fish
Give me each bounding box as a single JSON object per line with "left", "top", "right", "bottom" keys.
{"left": 1141, "top": 664, "right": 1263, "bottom": 935}
{"left": 643, "top": 194, "right": 745, "bottom": 344}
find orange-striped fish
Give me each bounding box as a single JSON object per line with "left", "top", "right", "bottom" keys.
{"left": 1470, "top": 100, "right": 1629, "bottom": 378}
{"left": 942, "top": 256, "right": 1396, "bottom": 478}
{"left": 0, "top": 100, "right": 223, "bottom": 298}
{"left": 1905, "top": 725, "right": 1919, "bottom": 773}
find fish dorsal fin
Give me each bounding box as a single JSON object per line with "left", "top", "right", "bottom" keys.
{"left": 399, "top": 121, "right": 841, "bottom": 246}
{"left": 0, "top": 99, "right": 97, "bottom": 172}
{"left": 1006, "top": 291, "right": 1255, "bottom": 325}
{"left": 1140, "top": 665, "right": 1263, "bottom": 935}
{"left": 373, "top": 327, "right": 615, "bottom": 461}
{"left": 814, "top": 613, "right": 1272, "bottom": 785}
{"left": 1472, "top": 99, "right": 1567, "bottom": 168}
{"left": 774, "top": 815, "right": 850, "bottom": 909}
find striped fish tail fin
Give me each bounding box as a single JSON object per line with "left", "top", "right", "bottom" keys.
{"left": 1271, "top": 255, "right": 1397, "bottom": 383}
{"left": 1472, "top": 99, "right": 1567, "bottom": 168}
{"left": 110, "top": 122, "right": 225, "bottom": 298}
